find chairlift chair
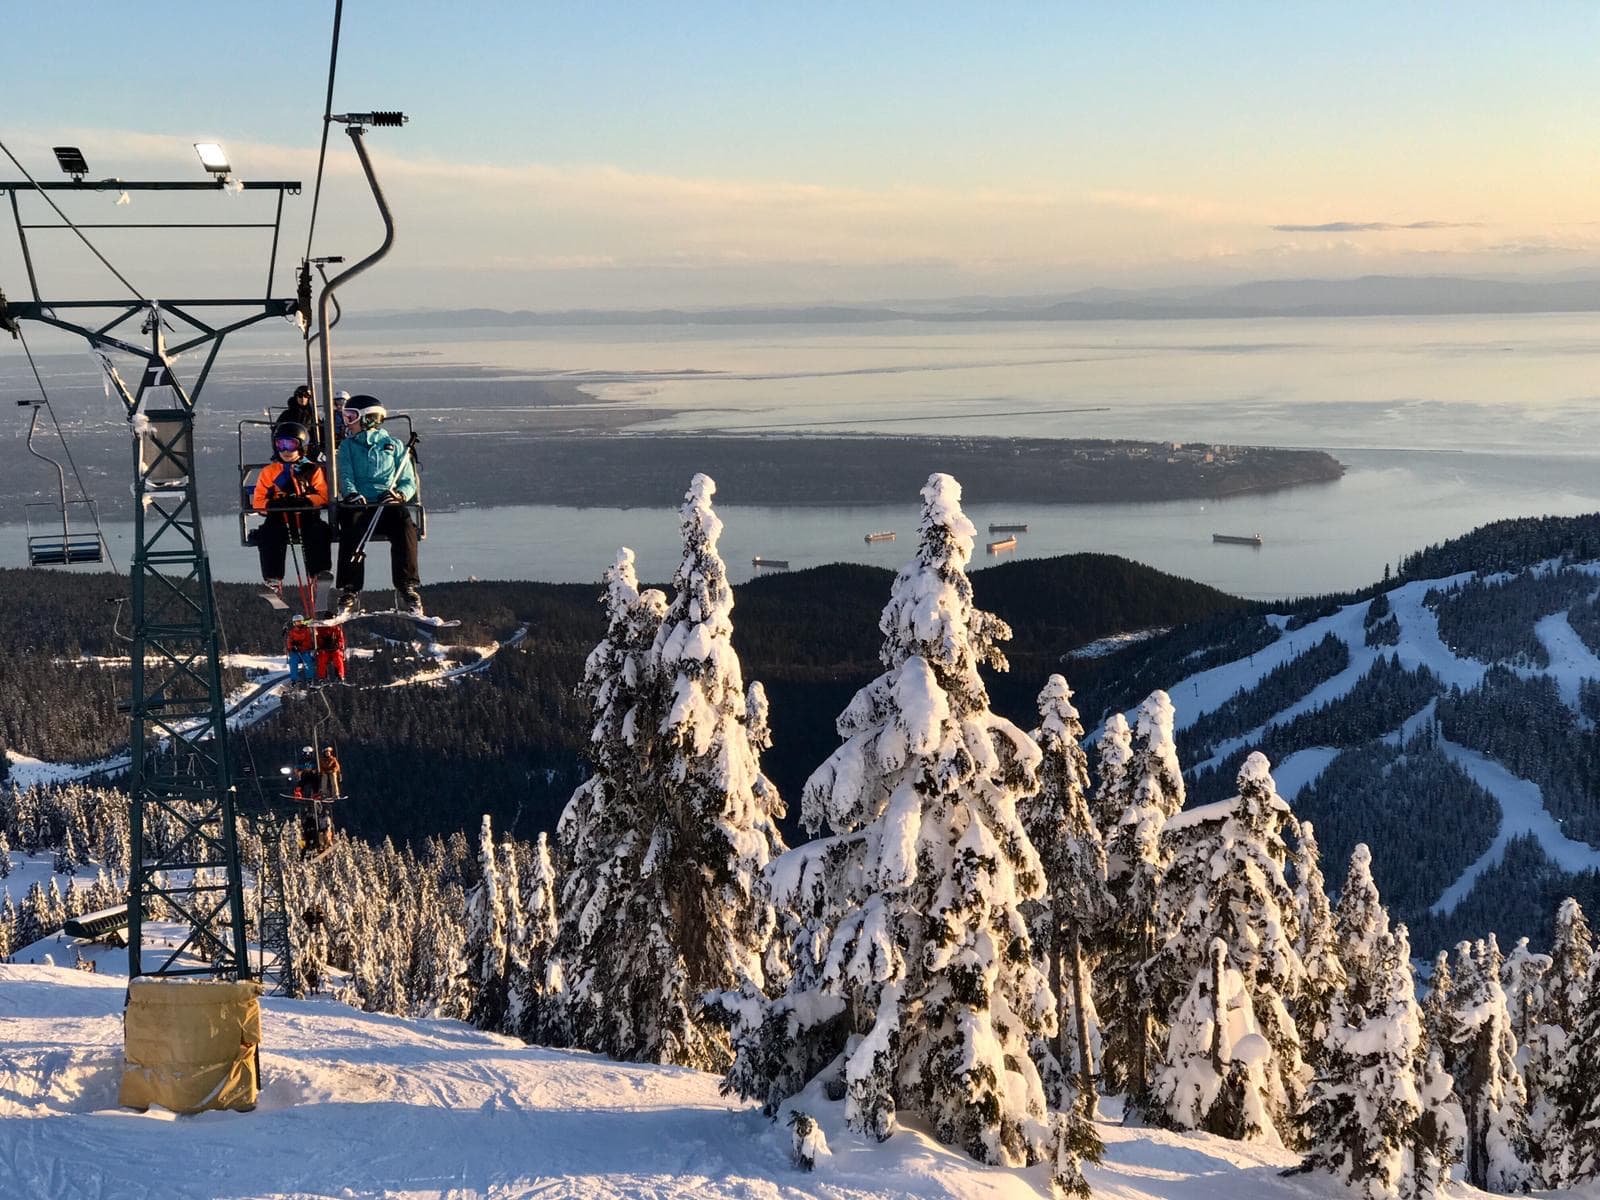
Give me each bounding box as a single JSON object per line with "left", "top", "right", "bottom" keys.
{"left": 237, "top": 413, "right": 427, "bottom": 547}
{"left": 19, "top": 402, "right": 107, "bottom": 566}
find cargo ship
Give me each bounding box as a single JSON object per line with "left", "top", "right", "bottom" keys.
{"left": 1212, "top": 533, "right": 1263, "bottom": 547}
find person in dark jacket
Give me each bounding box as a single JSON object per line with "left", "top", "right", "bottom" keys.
{"left": 335, "top": 395, "right": 422, "bottom": 616}
{"left": 276, "top": 384, "right": 322, "bottom": 460}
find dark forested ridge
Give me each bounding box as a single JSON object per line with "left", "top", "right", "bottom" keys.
{"left": 0, "top": 554, "right": 1245, "bottom": 842}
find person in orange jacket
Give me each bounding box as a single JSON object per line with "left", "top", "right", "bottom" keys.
{"left": 252, "top": 421, "right": 333, "bottom": 600}
{"left": 285, "top": 616, "right": 316, "bottom": 684}
{"left": 314, "top": 621, "right": 346, "bottom": 684}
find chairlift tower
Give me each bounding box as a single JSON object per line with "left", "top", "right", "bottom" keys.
{"left": 0, "top": 164, "right": 303, "bottom": 979}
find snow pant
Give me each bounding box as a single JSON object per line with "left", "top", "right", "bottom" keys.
{"left": 320, "top": 769, "right": 342, "bottom": 798}
{"left": 317, "top": 650, "right": 345, "bottom": 682}
{"left": 335, "top": 504, "right": 419, "bottom": 594}
{"left": 289, "top": 651, "right": 315, "bottom": 682}
{"left": 255, "top": 512, "right": 333, "bottom": 580}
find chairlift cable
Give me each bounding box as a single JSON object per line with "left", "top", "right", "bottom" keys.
{"left": 14, "top": 321, "right": 120, "bottom": 574}
{"left": 302, "top": 0, "right": 345, "bottom": 265}
{"left": 0, "top": 135, "right": 146, "bottom": 302}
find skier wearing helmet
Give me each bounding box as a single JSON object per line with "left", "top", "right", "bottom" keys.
{"left": 276, "top": 384, "right": 322, "bottom": 459}
{"left": 251, "top": 421, "right": 333, "bottom": 600}
{"left": 335, "top": 394, "right": 422, "bottom": 617}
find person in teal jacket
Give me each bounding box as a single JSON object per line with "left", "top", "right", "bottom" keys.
{"left": 334, "top": 395, "right": 423, "bottom": 616}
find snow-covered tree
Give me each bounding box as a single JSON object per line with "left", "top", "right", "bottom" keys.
{"left": 726, "top": 473, "right": 1062, "bottom": 1175}
{"left": 1555, "top": 948, "right": 1600, "bottom": 1183}
{"left": 464, "top": 814, "right": 509, "bottom": 1030}
{"left": 1291, "top": 820, "right": 1345, "bottom": 1072}
{"left": 556, "top": 548, "right": 667, "bottom": 1055}
{"left": 1021, "top": 673, "right": 1109, "bottom": 1116}
{"left": 646, "top": 475, "right": 788, "bottom": 1027}
{"left": 1300, "top": 923, "right": 1423, "bottom": 1200}
{"left": 1404, "top": 1044, "right": 1463, "bottom": 1199}
{"left": 563, "top": 476, "right": 787, "bottom": 1072}
{"left": 1090, "top": 711, "right": 1133, "bottom": 841}
{"left": 507, "top": 832, "right": 561, "bottom": 1043}
{"left": 0, "top": 890, "right": 16, "bottom": 961}
{"left": 1499, "top": 936, "right": 1549, "bottom": 1048}
{"left": 1451, "top": 936, "right": 1531, "bottom": 1193}
{"left": 1154, "top": 936, "right": 1277, "bottom": 1141}
{"left": 1101, "top": 689, "right": 1185, "bottom": 1111}
{"left": 1150, "top": 752, "right": 1306, "bottom": 1144}
{"left": 1334, "top": 843, "right": 1386, "bottom": 986}
{"left": 1529, "top": 898, "right": 1592, "bottom": 1187}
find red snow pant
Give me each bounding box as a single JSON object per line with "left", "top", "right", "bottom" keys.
{"left": 316, "top": 650, "right": 345, "bottom": 681}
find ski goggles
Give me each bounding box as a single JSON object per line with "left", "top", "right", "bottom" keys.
{"left": 274, "top": 437, "right": 303, "bottom": 453}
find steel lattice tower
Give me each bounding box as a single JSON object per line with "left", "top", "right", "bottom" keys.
{"left": 0, "top": 174, "right": 302, "bottom": 980}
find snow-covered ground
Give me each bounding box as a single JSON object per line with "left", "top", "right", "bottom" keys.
{"left": 0, "top": 956, "right": 1510, "bottom": 1200}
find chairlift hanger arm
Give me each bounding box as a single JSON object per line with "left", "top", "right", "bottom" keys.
{"left": 0, "top": 180, "right": 302, "bottom": 194}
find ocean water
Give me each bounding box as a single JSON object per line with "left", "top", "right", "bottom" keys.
{"left": 5, "top": 314, "right": 1600, "bottom": 600}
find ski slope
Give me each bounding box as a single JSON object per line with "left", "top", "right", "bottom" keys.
{"left": 1156, "top": 567, "right": 1600, "bottom": 914}
{"left": 0, "top": 957, "right": 1507, "bottom": 1200}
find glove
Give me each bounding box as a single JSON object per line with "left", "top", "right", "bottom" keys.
{"left": 272, "top": 494, "right": 313, "bottom": 510}
{"left": 342, "top": 493, "right": 367, "bottom": 506}
{"left": 382, "top": 489, "right": 405, "bottom": 505}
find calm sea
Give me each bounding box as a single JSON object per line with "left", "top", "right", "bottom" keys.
{"left": 5, "top": 314, "right": 1600, "bottom": 600}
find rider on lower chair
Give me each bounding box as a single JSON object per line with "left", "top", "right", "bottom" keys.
{"left": 334, "top": 395, "right": 421, "bottom": 617}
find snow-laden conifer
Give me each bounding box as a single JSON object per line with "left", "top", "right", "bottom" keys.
{"left": 727, "top": 473, "right": 1061, "bottom": 1176}
{"left": 1150, "top": 752, "right": 1306, "bottom": 1144}
{"left": 1021, "top": 673, "right": 1109, "bottom": 1117}
{"left": 507, "top": 832, "right": 561, "bottom": 1043}
{"left": 1500, "top": 936, "right": 1550, "bottom": 1048}
{"left": 563, "top": 478, "right": 787, "bottom": 1071}
{"left": 1451, "top": 936, "right": 1531, "bottom": 1192}
{"left": 1291, "top": 820, "right": 1345, "bottom": 1072}
{"left": 1402, "top": 1047, "right": 1463, "bottom": 1200}
{"left": 1530, "top": 898, "right": 1593, "bottom": 1186}
{"left": 1547, "top": 897, "right": 1593, "bottom": 1032}
{"left": 1101, "top": 689, "right": 1184, "bottom": 1111}
{"left": 1563, "top": 953, "right": 1600, "bottom": 1182}
{"left": 1300, "top": 920, "right": 1423, "bottom": 1200}
{"left": 464, "top": 814, "right": 508, "bottom": 1030}
{"left": 1090, "top": 712, "right": 1133, "bottom": 842}
{"left": 630, "top": 474, "right": 789, "bottom": 1067}
{"left": 555, "top": 548, "right": 667, "bottom": 1056}
{"left": 1334, "top": 843, "right": 1385, "bottom": 986}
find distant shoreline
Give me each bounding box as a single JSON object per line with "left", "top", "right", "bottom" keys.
{"left": 414, "top": 433, "right": 1345, "bottom": 509}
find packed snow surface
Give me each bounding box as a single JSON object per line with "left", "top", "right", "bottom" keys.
{"left": 0, "top": 957, "right": 1512, "bottom": 1200}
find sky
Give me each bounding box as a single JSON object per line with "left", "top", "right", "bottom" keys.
{"left": 3, "top": 2, "right": 1599, "bottom": 310}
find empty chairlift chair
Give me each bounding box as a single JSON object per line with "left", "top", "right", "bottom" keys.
{"left": 19, "top": 401, "right": 107, "bottom": 566}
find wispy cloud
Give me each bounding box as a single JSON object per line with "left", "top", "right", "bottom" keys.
{"left": 1270, "top": 220, "right": 1482, "bottom": 233}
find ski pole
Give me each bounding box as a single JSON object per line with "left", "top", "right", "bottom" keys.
{"left": 348, "top": 500, "right": 385, "bottom": 565}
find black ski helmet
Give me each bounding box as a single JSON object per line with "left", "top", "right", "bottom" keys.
{"left": 273, "top": 421, "right": 310, "bottom": 458}
{"left": 350, "top": 394, "right": 387, "bottom": 426}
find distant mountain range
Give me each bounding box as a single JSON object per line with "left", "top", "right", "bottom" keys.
{"left": 357, "top": 275, "right": 1600, "bottom": 328}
